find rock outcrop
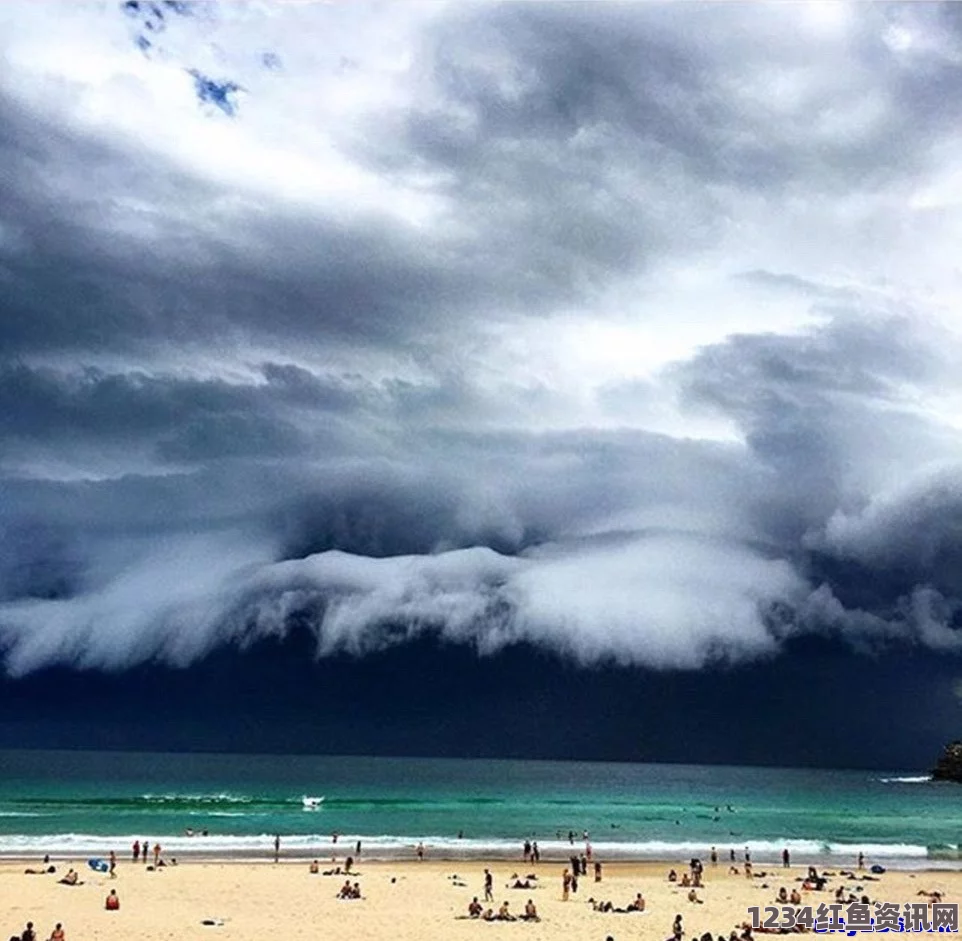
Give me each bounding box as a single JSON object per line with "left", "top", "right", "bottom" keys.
{"left": 931, "top": 742, "right": 962, "bottom": 782}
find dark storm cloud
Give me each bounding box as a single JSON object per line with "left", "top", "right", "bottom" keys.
{"left": 2, "top": 2, "right": 962, "bottom": 677}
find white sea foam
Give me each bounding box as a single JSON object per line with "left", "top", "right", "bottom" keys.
{"left": 878, "top": 776, "right": 932, "bottom": 784}
{"left": 0, "top": 833, "right": 946, "bottom": 865}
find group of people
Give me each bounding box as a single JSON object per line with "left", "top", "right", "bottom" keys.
{"left": 9, "top": 923, "right": 64, "bottom": 941}
{"left": 131, "top": 840, "right": 162, "bottom": 866}
{"left": 589, "top": 892, "right": 645, "bottom": 913}
{"left": 467, "top": 898, "right": 540, "bottom": 922}
{"left": 336, "top": 880, "right": 362, "bottom": 900}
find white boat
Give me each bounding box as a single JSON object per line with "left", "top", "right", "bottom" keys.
{"left": 302, "top": 795, "right": 324, "bottom": 810}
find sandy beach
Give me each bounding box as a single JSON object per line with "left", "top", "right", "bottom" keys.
{"left": 4, "top": 855, "right": 960, "bottom": 941}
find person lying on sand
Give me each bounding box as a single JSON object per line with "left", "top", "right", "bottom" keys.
{"left": 23, "top": 866, "right": 55, "bottom": 875}
{"left": 509, "top": 879, "right": 534, "bottom": 889}
{"left": 521, "top": 899, "right": 540, "bottom": 922}
{"left": 917, "top": 890, "right": 944, "bottom": 901}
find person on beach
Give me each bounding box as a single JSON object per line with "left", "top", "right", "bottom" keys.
{"left": 58, "top": 869, "right": 80, "bottom": 886}
{"left": 309, "top": 859, "right": 319, "bottom": 874}
{"left": 745, "top": 861, "right": 752, "bottom": 879}
{"left": 468, "top": 897, "right": 483, "bottom": 918}
{"left": 355, "top": 840, "right": 362, "bottom": 858}
{"left": 497, "top": 901, "right": 516, "bottom": 921}
{"left": 571, "top": 867, "right": 579, "bottom": 894}
{"left": 142, "top": 839, "right": 149, "bottom": 863}
{"left": 711, "top": 847, "right": 718, "bottom": 865}
{"left": 790, "top": 889, "right": 802, "bottom": 904}
{"left": 153, "top": 843, "right": 161, "bottom": 867}
{"left": 416, "top": 842, "right": 424, "bottom": 861}
{"left": 109, "top": 851, "right": 116, "bottom": 878}
{"left": 19, "top": 923, "right": 35, "bottom": 941}
{"left": 522, "top": 899, "right": 539, "bottom": 922}
{"left": 274, "top": 835, "right": 280, "bottom": 863}
{"left": 532, "top": 841, "right": 540, "bottom": 863}
{"left": 562, "top": 868, "right": 571, "bottom": 900}
{"left": 105, "top": 889, "right": 120, "bottom": 910}
{"left": 857, "top": 852, "right": 864, "bottom": 870}
{"left": 672, "top": 913, "right": 684, "bottom": 940}
{"left": 580, "top": 853, "right": 588, "bottom": 875}
{"left": 132, "top": 840, "right": 139, "bottom": 863}
{"left": 687, "top": 888, "right": 703, "bottom": 904}
{"left": 729, "top": 849, "right": 736, "bottom": 862}
{"left": 484, "top": 869, "right": 494, "bottom": 901}
{"left": 523, "top": 839, "right": 531, "bottom": 862}
{"left": 48, "top": 923, "right": 65, "bottom": 941}
{"left": 628, "top": 892, "right": 645, "bottom": 912}
{"left": 782, "top": 848, "right": 790, "bottom": 868}
{"left": 595, "top": 861, "right": 603, "bottom": 882}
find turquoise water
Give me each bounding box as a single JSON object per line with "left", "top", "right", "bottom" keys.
{"left": 1, "top": 750, "right": 961, "bottom": 865}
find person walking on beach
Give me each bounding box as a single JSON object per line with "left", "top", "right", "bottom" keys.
{"left": 274, "top": 834, "right": 280, "bottom": 863}
{"left": 416, "top": 841, "right": 425, "bottom": 861}
{"left": 355, "top": 840, "right": 361, "bottom": 858}
{"left": 532, "top": 841, "right": 540, "bottom": 863}
{"left": 782, "top": 848, "right": 790, "bottom": 868}
{"left": 484, "top": 868, "right": 494, "bottom": 902}
{"left": 562, "top": 868, "right": 571, "bottom": 901}
{"left": 710, "top": 846, "right": 717, "bottom": 866}
{"left": 132, "top": 840, "right": 139, "bottom": 863}
{"left": 109, "top": 850, "right": 116, "bottom": 878}
{"left": 523, "top": 839, "right": 531, "bottom": 863}
{"left": 153, "top": 843, "right": 161, "bottom": 867}
{"left": 142, "top": 838, "right": 149, "bottom": 863}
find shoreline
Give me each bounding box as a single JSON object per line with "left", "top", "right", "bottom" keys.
{"left": 4, "top": 849, "right": 962, "bottom": 872}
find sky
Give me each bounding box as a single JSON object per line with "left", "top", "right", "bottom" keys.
{"left": 3, "top": 1, "right": 962, "bottom": 767}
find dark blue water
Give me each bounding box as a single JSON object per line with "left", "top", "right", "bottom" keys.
{"left": 0, "top": 750, "right": 959, "bottom": 864}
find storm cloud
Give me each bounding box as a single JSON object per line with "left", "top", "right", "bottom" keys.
{"left": 3, "top": 1, "right": 962, "bottom": 677}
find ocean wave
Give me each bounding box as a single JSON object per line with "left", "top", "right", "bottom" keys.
{"left": 0, "top": 832, "right": 944, "bottom": 864}
{"left": 878, "top": 776, "right": 932, "bottom": 784}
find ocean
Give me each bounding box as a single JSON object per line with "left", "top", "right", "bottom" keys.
{"left": 1, "top": 750, "right": 961, "bottom": 867}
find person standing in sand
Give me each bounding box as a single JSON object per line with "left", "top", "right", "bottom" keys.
{"left": 109, "top": 850, "right": 116, "bottom": 878}
{"left": 484, "top": 868, "right": 494, "bottom": 902}
{"left": 416, "top": 841, "right": 424, "bottom": 861}
{"left": 562, "top": 868, "right": 571, "bottom": 900}
{"left": 274, "top": 835, "right": 280, "bottom": 863}
{"left": 132, "top": 840, "right": 139, "bottom": 863}
{"left": 153, "top": 843, "right": 161, "bottom": 867}
{"left": 142, "top": 839, "right": 149, "bottom": 863}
